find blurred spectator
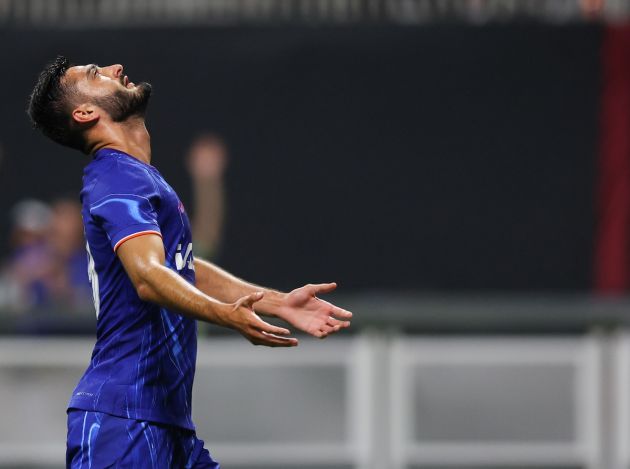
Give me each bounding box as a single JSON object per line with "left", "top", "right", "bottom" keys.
{"left": 0, "top": 199, "right": 53, "bottom": 311}
{"left": 0, "top": 198, "right": 91, "bottom": 313}
{"left": 186, "top": 133, "right": 228, "bottom": 260}
{"left": 47, "top": 198, "right": 92, "bottom": 310}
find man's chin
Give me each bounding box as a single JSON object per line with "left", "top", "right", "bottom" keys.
{"left": 121, "top": 82, "right": 152, "bottom": 121}
{"left": 135, "top": 81, "right": 152, "bottom": 96}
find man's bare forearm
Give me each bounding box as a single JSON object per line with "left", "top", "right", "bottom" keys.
{"left": 136, "top": 262, "right": 232, "bottom": 327}
{"left": 193, "top": 257, "right": 287, "bottom": 317}
{"left": 116, "top": 234, "right": 295, "bottom": 347}
{"left": 192, "top": 256, "right": 351, "bottom": 339}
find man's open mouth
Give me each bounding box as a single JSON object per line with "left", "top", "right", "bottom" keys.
{"left": 123, "top": 75, "right": 134, "bottom": 88}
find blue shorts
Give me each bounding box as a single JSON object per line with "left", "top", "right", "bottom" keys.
{"left": 66, "top": 410, "right": 220, "bottom": 468}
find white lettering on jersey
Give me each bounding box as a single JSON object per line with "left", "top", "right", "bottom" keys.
{"left": 86, "top": 242, "right": 100, "bottom": 318}
{"left": 175, "top": 243, "right": 194, "bottom": 271}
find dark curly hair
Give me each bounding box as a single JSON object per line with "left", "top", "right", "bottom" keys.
{"left": 27, "top": 56, "right": 86, "bottom": 152}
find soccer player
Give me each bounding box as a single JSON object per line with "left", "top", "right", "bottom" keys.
{"left": 27, "top": 56, "right": 352, "bottom": 468}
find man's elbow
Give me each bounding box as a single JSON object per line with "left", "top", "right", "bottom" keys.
{"left": 133, "top": 264, "right": 162, "bottom": 303}
{"left": 136, "top": 281, "right": 157, "bottom": 302}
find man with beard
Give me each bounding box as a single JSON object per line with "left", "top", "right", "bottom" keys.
{"left": 27, "top": 57, "right": 352, "bottom": 468}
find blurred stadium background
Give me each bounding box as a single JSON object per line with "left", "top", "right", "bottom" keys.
{"left": 6, "top": 0, "right": 630, "bottom": 468}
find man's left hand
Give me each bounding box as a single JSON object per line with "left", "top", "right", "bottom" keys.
{"left": 278, "top": 283, "right": 352, "bottom": 338}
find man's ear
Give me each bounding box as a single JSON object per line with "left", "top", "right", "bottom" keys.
{"left": 71, "top": 104, "right": 99, "bottom": 125}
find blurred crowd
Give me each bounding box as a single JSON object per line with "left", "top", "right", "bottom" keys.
{"left": 0, "top": 133, "right": 228, "bottom": 315}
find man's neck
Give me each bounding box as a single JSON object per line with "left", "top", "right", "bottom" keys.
{"left": 90, "top": 117, "right": 152, "bottom": 164}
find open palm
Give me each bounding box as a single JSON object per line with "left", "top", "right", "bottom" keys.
{"left": 280, "top": 283, "right": 352, "bottom": 338}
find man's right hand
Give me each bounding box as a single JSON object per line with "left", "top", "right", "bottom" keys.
{"left": 226, "top": 292, "right": 298, "bottom": 347}
{"left": 117, "top": 234, "right": 297, "bottom": 347}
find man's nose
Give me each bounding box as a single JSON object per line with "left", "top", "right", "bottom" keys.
{"left": 103, "top": 64, "right": 124, "bottom": 78}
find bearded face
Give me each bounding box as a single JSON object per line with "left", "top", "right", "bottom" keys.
{"left": 64, "top": 63, "right": 153, "bottom": 123}
{"left": 91, "top": 81, "right": 152, "bottom": 122}
{"left": 28, "top": 59, "right": 155, "bottom": 153}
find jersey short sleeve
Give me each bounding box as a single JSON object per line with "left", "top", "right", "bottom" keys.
{"left": 88, "top": 162, "right": 162, "bottom": 252}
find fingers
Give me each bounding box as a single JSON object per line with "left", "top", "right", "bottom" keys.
{"left": 256, "top": 331, "right": 299, "bottom": 347}
{"left": 307, "top": 321, "right": 342, "bottom": 340}
{"left": 249, "top": 330, "right": 298, "bottom": 347}
{"left": 238, "top": 291, "right": 265, "bottom": 309}
{"left": 310, "top": 315, "right": 352, "bottom": 339}
{"left": 250, "top": 314, "right": 291, "bottom": 337}
{"left": 327, "top": 316, "right": 351, "bottom": 329}
{"left": 315, "top": 298, "right": 353, "bottom": 320}
{"left": 329, "top": 305, "right": 353, "bottom": 320}
{"left": 244, "top": 313, "right": 298, "bottom": 347}
{"left": 311, "top": 282, "right": 337, "bottom": 294}
{"left": 233, "top": 292, "right": 303, "bottom": 348}
{"left": 320, "top": 324, "right": 338, "bottom": 337}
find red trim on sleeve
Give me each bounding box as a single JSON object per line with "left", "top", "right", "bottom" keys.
{"left": 113, "top": 230, "right": 162, "bottom": 252}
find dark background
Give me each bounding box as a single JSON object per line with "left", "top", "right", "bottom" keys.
{"left": 0, "top": 24, "right": 601, "bottom": 291}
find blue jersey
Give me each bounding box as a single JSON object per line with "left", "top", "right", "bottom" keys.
{"left": 69, "top": 148, "right": 197, "bottom": 431}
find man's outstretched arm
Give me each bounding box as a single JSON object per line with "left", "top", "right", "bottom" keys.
{"left": 117, "top": 234, "right": 298, "bottom": 347}
{"left": 193, "top": 257, "right": 352, "bottom": 338}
